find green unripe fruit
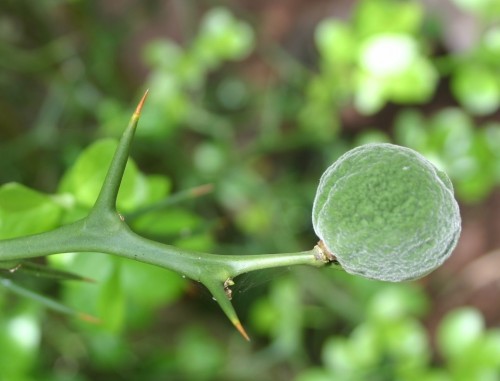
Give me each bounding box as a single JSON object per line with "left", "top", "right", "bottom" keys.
{"left": 313, "top": 143, "right": 461, "bottom": 282}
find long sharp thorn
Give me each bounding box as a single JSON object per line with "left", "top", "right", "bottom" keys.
{"left": 90, "top": 89, "right": 149, "bottom": 213}
{"left": 205, "top": 280, "right": 251, "bottom": 341}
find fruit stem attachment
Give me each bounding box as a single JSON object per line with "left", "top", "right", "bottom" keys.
{"left": 314, "top": 240, "right": 338, "bottom": 263}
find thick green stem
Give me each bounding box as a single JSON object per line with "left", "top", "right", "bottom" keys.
{"left": 0, "top": 209, "right": 332, "bottom": 342}
{"left": 227, "top": 249, "right": 326, "bottom": 277}
{"left": 0, "top": 220, "right": 88, "bottom": 260}
{"left": 0, "top": 214, "right": 330, "bottom": 283}
{"left": 0, "top": 90, "right": 337, "bottom": 340}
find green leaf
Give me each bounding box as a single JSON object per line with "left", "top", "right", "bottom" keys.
{"left": 481, "top": 27, "right": 500, "bottom": 58}
{"left": 49, "top": 251, "right": 186, "bottom": 331}
{"left": 359, "top": 34, "right": 419, "bottom": 77}
{"left": 142, "top": 40, "right": 183, "bottom": 71}
{"left": 144, "top": 174, "right": 171, "bottom": 204}
{"left": 248, "top": 276, "right": 307, "bottom": 345}
{"left": 0, "top": 311, "right": 40, "bottom": 378}
{"left": 383, "top": 319, "right": 429, "bottom": 369}
{"left": 295, "top": 368, "right": 336, "bottom": 381}
{"left": 322, "top": 337, "right": 358, "bottom": 374}
{"left": 479, "top": 329, "right": 500, "bottom": 368}
{"left": 98, "top": 260, "right": 125, "bottom": 332}
{"left": 59, "top": 139, "right": 135, "bottom": 210}
{"left": 347, "top": 323, "right": 379, "bottom": 367}
{"left": 48, "top": 252, "right": 114, "bottom": 322}
{"left": 454, "top": 137, "right": 495, "bottom": 201}
{"left": 355, "top": 130, "right": 391, "bottom": 145}
{"left": 450, "top": 0, "right": 500, "bottom": 18}
{"left": 316, "top": 20, "right": 356, "bottom": 64}
{"left": 385, "top": 58, "right": 437, "bottom": 103}
{"left": 428, "top": 108, "right": 474, "bottom": 155}
{"left": 483, "top": 123, "right": 500, "bottom": 182}
{"left": 394, "top": 109, "right": 429, "bottom": 152}
{"left": 368, "top": 286, "right": 428, "bottom": 321}
{"left": 354, "top": 0, "right": 423, "bottom": 38}
{"left": 175, "top": 327, "right": 226, "bottom": 380}
{"left": 424, "top": 109, "right": 497, "bottom": 201}
{"left": 355, "top": 34, "right": 437, "bottom": 109}
{"left": 353, "top": 72, "right": 386, "bottom": 114}
{"left": 141, "top": 72, "right": 188, "bottom": 137}
{"left": 437, "top": 307, "right": 484, "bottom": 360}
{"left": 452, "top": 65, "right": 500, "bottom": 115}
{"left": 174, "top": 233, "right": 215, "bottom": 252}
{"left": 194, "top": 7, "right": 254, "bottom": 65}
{"left": 131, "top": 208, "right": 202, "bottom": 237}
{"left": 121, "top": 260, "right": 186, "bottom": 328}
{"left": 0, "top": 183, "right": 63, "bottom": 239}
{"left": 249, "top": 297, "right": 278, "bottom": 336}
{"left": 299, "top": 76, "right": 341, "bottom": 138}
{"left": 418, "top": 370, "right": 453, "bottom": 381}
{"left": 58, "top": 139, "right": 168, "bottom": 212}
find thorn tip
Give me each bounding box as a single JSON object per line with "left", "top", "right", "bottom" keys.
{"left": 79, "top": 313, "right": 101, "bottom": 324}
{"left": 133, "top": 89, "right": 149, "bottom": 120}
{"left": 233, "top": 320, "right": 251, "bottom": 341}
{"left": 191, "top": 183, "right": 214, "bottom": 197}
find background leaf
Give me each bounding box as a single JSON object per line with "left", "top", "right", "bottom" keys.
{"left": 0, "top": 183, "right": 62, "bottom": 239}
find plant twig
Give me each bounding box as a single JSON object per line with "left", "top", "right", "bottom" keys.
{"left": 0, "top": 91, "right": 338, "bottom": 339}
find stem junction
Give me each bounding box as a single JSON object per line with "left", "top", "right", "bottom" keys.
{"left": 0, "top": 90, "right": 338, "bottom": 340}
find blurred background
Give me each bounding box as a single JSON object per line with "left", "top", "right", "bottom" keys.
{"left": 1, "top": 0, "right": 500, "bottom": 380}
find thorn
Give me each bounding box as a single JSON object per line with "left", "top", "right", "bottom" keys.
{"left": 233, "top": 319, "right": 251, "bottom": 341}
{"left": 78, "top": 313, "right": 101, "bottom": 324}
{"left": 8, "top": 263, "right": 22, "bottom": 273}
{"left": 132, "top": 89, "right": 149, "bottom": 121}
{"left": 204, "top": 280, "right": 250, "bottom": 341}
{"left": 191, "top": 183, "right": 214, "bottom": 197}
{"left": 224, "top": 277, "right": 234, "bottom": 300}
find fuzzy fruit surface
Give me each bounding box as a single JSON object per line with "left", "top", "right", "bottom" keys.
{"left": 312, "top": 143, "right": 461, "bottom": 282}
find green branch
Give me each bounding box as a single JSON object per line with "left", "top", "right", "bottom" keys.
{"left": 0, "top": 91, "right": 336, "bottom": 340}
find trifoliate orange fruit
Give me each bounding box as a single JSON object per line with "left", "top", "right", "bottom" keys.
{"left": 313, "top": 143, "right": 461, "bottom": 282}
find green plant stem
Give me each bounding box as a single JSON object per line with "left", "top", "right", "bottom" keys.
{"left": 0, "top": 213, "right": 330, "bottom": 283}
{"left": 0, "top": 90, "right": 337, "bottom": 340}
{"left": 0, "top": 210, "right": 332, "bottom": 341}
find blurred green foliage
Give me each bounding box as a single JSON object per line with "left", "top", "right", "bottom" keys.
{"left": 296, "top": 295, "right": 500, "bottom": 381}
{"left": 1, "top": 0, "right": 500, "bottom": 380}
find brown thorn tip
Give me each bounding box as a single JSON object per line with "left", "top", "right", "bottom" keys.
{"left": 133, "top": 89, "right": 149, "bottom": 119}
{"left": 79, "top": 313, "right": 101, "bottom": 324}
{"left": 234, "top": 320, "right": 251, "bottom": 341}
{"left": 192, "top": 183, "right": 214, "bottom": 197}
